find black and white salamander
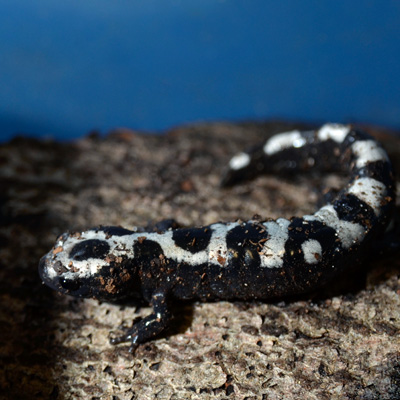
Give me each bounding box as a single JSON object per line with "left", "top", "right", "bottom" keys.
{"left": 39, "top": 123, "right": 395, "bottom": 352}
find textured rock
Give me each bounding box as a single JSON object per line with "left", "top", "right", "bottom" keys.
{"left": 0, "top": 121, "right": 399, "bottom": 399}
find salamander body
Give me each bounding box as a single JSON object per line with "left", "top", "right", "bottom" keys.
{"left": 39, "top": 124, "right": 395, "bottom": 352}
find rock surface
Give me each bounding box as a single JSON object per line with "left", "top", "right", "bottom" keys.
{"left": 1, "top": 121, "right": 399, "bottom": 400}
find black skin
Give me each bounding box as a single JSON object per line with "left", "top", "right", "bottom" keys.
{"left": 112, "top": 211, "right": 399, "bottom": 354}
{"left": 110, "top": 291, "right": 171, "bottom": 353}
{"left": 111, "top": 220, "right": 177, "bottom": 352}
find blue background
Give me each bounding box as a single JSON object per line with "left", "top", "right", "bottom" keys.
{"left": 1, "top": 1, "right": 399, "bottom": 142}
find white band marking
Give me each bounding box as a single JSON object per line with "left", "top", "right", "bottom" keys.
{"left": 259, "top": 218, "right": 291, "bottom": 268}
{"left": 301, "top": 239, "right": 322, "bottom": 264}
{"left": 304, "top": 205, "right": 365, "bottom": 249}
{"left": 317, "top": 123, "right": 350, "bottom": 143}
{"left": 351, "top": 140, "right": 389, "bottom": 168}
{"left": 229, "top": 152, "right": 251, "bottom": 170}
{"left": 263, "top": 130, "right": 306, "bottom": 155}
{"left": 348, "top": 177, "right": 387, "bottom": 216}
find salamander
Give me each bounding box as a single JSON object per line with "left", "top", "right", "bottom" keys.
{"left": 39, "top": 123, "right": 396, "bottom": 352}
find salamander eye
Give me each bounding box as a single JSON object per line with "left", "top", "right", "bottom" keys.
{"left": 60, "top": 278, "right": 82, "bottom": 292}
{"left": 59, "top": 278, "right": 90, "bottom": 297}
{"left": 69, "top": 239, "right": 110, "bottom": 261}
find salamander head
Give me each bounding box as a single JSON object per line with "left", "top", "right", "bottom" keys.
{"left": 39, "top": 227, "right": 140, "bottom": 301}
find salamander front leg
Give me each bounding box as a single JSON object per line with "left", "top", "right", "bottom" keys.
{"left": 110, "top": 291, "right": 172, "bottom": 353}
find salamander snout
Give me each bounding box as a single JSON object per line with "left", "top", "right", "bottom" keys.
{"left": 39, "top": 228, "right": 141, "bottom": 301}
{"left": 38, "top": 231, "right": 109, "bottom": 297}
{"left": 38, "top": 251, "right": 90, "bottom": 297}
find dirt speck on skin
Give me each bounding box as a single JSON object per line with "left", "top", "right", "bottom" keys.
{"left": 1, "top": 121, "right": 400, "bottom": 399}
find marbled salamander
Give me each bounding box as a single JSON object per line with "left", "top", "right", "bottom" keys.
{"left": 39, "top": 124, "right": 395, "bottom": 352}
